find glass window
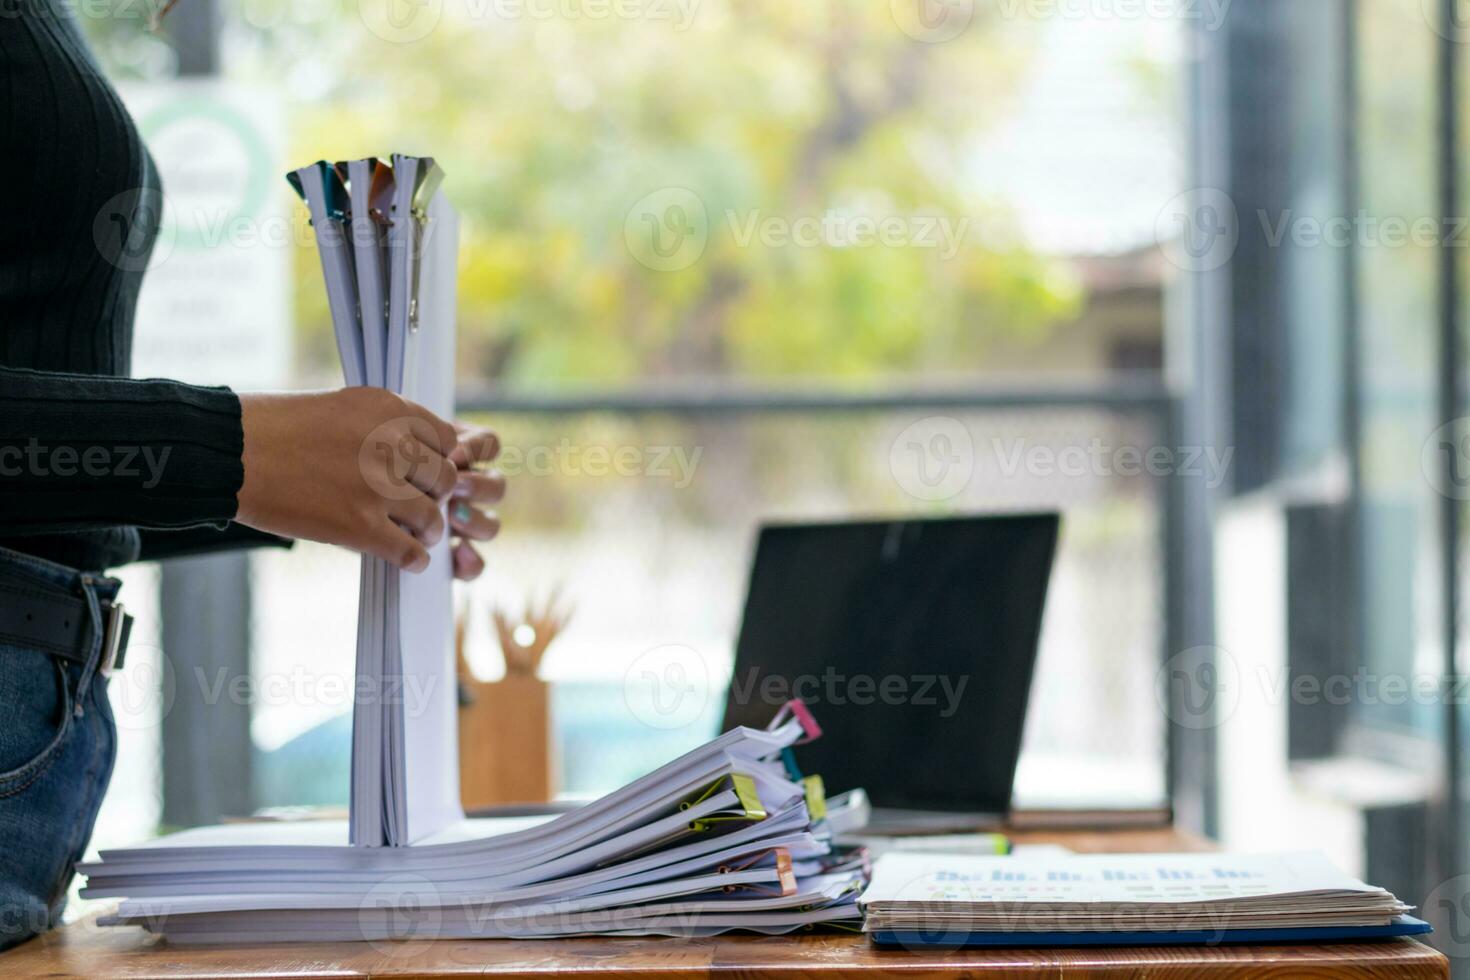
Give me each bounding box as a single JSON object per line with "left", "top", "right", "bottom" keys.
{"left": 1353, "top": 0, "right": 1445, "bottom": 742}
{"left": 1279, "top": 0, "right": 1347, "bottom": 478}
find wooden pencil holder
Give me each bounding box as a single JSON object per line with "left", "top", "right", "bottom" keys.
{"left": 458, "top": 671, "right": 552, "bottom": 807}
{"left": 456, "top": 592, "right": 571, "bottom": 809}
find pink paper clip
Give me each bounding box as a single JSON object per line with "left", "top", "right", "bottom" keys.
{"left": 788, "top": 700, "right": 822, "bottom": 742}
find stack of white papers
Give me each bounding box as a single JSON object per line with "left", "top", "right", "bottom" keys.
{"left": 288, "top": 155, "right": 462, "bottom": 848}
{"left": 860, "top": 851, "right": 1412, "bottom": 936}
{"left": 83, "top": 703, "right": 870, "bottom": 943}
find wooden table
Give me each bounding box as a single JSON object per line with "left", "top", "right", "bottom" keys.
{"left": 0, "top": 828, "right": 1447, "bottom": 979}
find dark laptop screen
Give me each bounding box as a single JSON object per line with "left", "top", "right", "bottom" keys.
{"left": 722, "top": 513, "right": 1059, "bottom": 814}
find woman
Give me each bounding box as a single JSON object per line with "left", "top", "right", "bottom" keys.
{"left": 0, "top": 0, "right": 504, "bottom": 950}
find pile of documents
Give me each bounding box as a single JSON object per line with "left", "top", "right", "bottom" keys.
{"left": 79, "top": 156, "right": 870, "bottom": 944}
{"left": 860, "top": 851, "right": 1426, "bottom": 947}
{"left": 82, "top": 702, "right": 870, "bottom": 942}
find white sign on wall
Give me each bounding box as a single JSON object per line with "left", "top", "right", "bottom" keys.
{"left": 121, "top": 81, "right": 292, "bottom": 391}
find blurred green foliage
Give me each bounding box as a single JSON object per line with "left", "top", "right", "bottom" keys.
{"left": 87, "top": 0, "right": 1084, "bottom": 388}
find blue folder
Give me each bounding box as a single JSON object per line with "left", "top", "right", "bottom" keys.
{"left": 868, "top": 915, "right": 1431, "bottom": 948}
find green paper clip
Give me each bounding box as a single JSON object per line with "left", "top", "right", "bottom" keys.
{"left": 285, "top": 168, "right": 307, "bottom": 202}
{"left": 285, "top": 162, "right": 329, "bottom": 225}
{"left": 324, "top": 163, "right": 351, "bottom": 223}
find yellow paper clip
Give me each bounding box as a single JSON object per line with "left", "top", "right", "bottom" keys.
{"left": 803, "top": 774, "right": 827, "bottom": 821}
{"left": 687, "top": 773, "right": 767, "bottom": 831}
{"left": 732, "top": 773, "right": 766, "bottom": 820}
{"left": 678, "top": 778, "right": 723, "bottom": 816}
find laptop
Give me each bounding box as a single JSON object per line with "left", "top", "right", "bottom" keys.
{"left": 721, "top": 513, "right": 1060, "bottom": 834}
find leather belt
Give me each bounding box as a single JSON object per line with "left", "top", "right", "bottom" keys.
{"left": 0, "top": 575, "right": 132, "bottom": 675}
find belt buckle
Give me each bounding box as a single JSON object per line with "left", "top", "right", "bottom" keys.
{"left": 101, "top": 601, "right": 130, "bottom": 676}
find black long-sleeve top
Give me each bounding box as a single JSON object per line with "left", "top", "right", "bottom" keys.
{"left": 0, "top": 0, "right": 282, "bottom": 569}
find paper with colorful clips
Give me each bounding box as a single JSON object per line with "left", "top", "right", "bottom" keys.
{"left": 81, "top": 701, "right": 871, "bottom": 942}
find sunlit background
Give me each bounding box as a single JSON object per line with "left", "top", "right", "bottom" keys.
{"left": 67, "top": 0, "right": 1470, "bottom": 971}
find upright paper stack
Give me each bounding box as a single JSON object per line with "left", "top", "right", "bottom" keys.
{"left": 286, "top": 155, "right": 463, "bottom": 848}
{"left": 79, "top": 156, "right": 871, "bottom": 943}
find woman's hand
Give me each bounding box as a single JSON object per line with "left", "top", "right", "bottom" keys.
{"left": 235, "top": 388, "right": 460, "bottom": 572}
{"left": 445, "top": 422, "right": 505, "bottom": 581}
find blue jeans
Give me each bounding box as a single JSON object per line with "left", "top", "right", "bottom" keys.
{"left": 0, "top": 546, "right": 118, "bottom": 951}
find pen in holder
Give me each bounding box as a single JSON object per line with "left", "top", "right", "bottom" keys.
{"left": 457, "top": 590, "right": 572, "bottom": 808}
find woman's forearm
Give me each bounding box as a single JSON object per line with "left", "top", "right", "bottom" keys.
{"left": 0, "top": 364, "right": 243, "bottom": 534}
{"left": 1, "top": 367, "right": 496, "bottom": 575}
